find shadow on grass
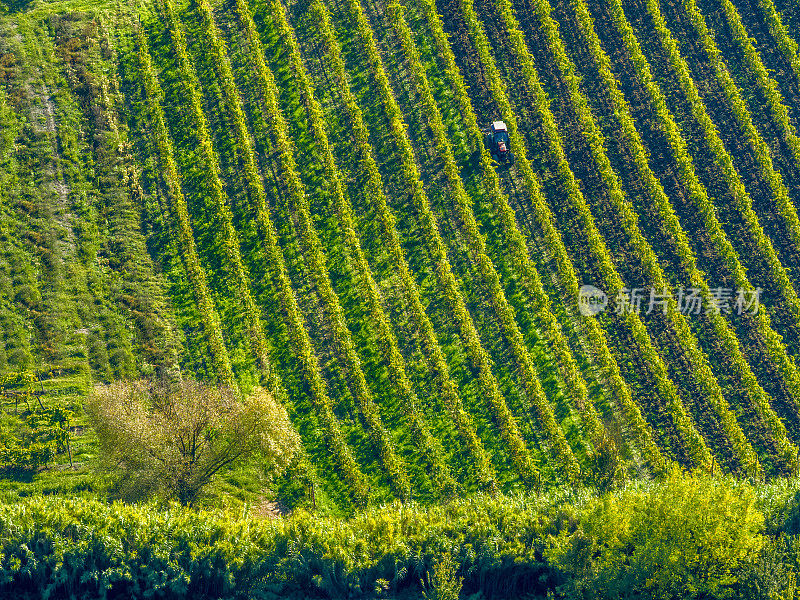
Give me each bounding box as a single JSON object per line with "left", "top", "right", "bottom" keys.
{"left": 1, "top": 0, "right": 36, "bottom": 14}
{"left": 0, "top": 467, "right": 37, "bottom": 484}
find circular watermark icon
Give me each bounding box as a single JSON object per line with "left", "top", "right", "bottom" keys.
{"left": 578, "top": 285, "right": 608, "bottom": 316}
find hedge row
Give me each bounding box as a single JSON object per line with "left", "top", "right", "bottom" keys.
{"left": 0, "top": 471, "right": 787, "bottom": 599}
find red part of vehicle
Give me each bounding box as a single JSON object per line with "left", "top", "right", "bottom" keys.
{"left": 484, "top": 121, "right": 513, "bottom": 164}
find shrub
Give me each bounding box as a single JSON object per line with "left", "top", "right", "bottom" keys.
{"left": 86, "top": 378, "right": 300, "bottom": 505}
{"left": 0, "top": 429, "right": 53, "bottom": 473}
{"left": 735, "top": 535, "right": 799, "bottom": 600}
{"left": 585, "top": 429, "right": 625, "bottom": 492}
{"left": 0, "top": 497, "right": 279, "bottom": 599}
{"left": 756, "top": 478, "right": 800, "bottom": 536}
{"left": 546, "top": 470, "right": 764, "bottom": 599}
{"left": 0, "top": 371, "right": 71, "bottom": 474}
{"left": 422, "top": 552, "right": 463, "bottom": 600}
{"left": 0, "top": 474, "right": 781, "bottom": 599}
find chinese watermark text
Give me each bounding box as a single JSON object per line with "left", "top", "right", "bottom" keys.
{"left": 577, "top": 286, "right": 761, "bottom": 316}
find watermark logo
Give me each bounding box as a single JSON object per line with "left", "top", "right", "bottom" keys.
{"left": 578, "top": 285, "right": 608, "bottom": 316}
{"left": 576, "top": 285, "right": 762, "bottom": 316}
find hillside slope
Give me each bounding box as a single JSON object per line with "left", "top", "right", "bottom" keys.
{"left": 2, "top": 0, "right": 800, "bottom": 508}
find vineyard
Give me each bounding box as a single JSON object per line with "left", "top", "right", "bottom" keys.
{"left": 2, "top": 0, "right": 800, "bottom": 510}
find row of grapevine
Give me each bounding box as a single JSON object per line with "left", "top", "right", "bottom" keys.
{"left": 335, "top": 0, "right": 557, "bottom": 484}
{"left": 319, "top": 0, "right": 521, "bottom": 483}
{"left": 502, "top": 0, "right": 763, "bottom": 473}
{"left": 92, "top": 19, "right": 183, "bottom": 373}
{"left": 455, "top": 0, "right": 710, "bottom": 467}
{"left": 500, "top": 0, "right": 717, "bottom": 468}
{"left": 162, "top": 0, "right": 273, "bottom": 381}
{"left": 223, "top": 0, "right": 414, "bottom": 500}
{"left": 328, "top": 0, "right": 531, "bottom": 481}
{"left": 120, "top": 14, "right": 224, "bottom": 379}
{"left": 428, "top": 0, "right": 668, "bottom": 474}
{"left": 168, "top": 0, "right": 374, "bottom": 503}
{"left": 135, "top": 27, "right": 235, "bottom": 386}
{"left": 49, "top": 20, "right": 142, "bottom": 383}
{"left": 255, "top": 0, "right": 460, "bottom": 496}
{"left": 410, "top": 0, "right": 670, "bottom": 476}
{"left": 377, "top": 0, "right": 578, "bottom": 480}
{"left": 0, "top": 83, "right": 38, "bottom": 374}
{"left": 603, "top": 0, "right": 800, "bottom": 444}
{"left": 749, "top": 0, "right": 800, "bottom": 83}
{"left": 6, "top": 18, "right": 95, "bottom": 377}
{"left": 0, "top": 36, "right": 39, "bottom": 373}
{"left": 394, "top": 0, "right": 611, "bottom": 461}
{"left": 42, "top": 20, "right": 115, "bottom": 379}
{"left": 306, "top": 0, "right": 497, "bottom": 489}
{"left": 617, "top": 0, "right": 800, "bottom": 423}
{"left": 405, "top": 0, "right": 609, "bottom": 457}
{"left": 558, "top": 0, "right": 798, "bottom": 473}
{"left": 714, "top": 0, "right": 800, "bottom": 170}
{"left": 677, "top": 0, "right": 800, "bottom": 279}
{"left": 158, "top": 0, "right": 313, "bottom": 420}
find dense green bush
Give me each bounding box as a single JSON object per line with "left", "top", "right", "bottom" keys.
{"left": 0, "top": 498, "right": 277, "bottom": 599}
{"left": 2, "top": 473, "right": 796, "bottom": 599}
{"left": 546, "top": 471, "right": 764, "bottom": 599}
{"left": 735, "top": 535, "right": 799, "bottom": 600}
{"left": 2, "top": 494, "right": 548, "bottom": 599}
{"left": 755, "top": 477, "right": 800, "bottom": 536}
{"left": 0, "top": 429, "right": 53, "bottom": 473}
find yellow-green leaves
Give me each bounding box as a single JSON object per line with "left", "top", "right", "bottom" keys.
{"left": 233, "top": 0, "right": 404, "bottom": 501}
{"left": 266, "top": 0, "right": 459, "bottom": 497}
{"left": 310, "top": 0, "right": 495, "bottom": 490}
{"left": 136, "top": 27, "right": 235, "bottom": 388}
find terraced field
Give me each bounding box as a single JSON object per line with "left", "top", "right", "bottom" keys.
{"left": 2, "top": 0, "right": 800, "bottom": 509}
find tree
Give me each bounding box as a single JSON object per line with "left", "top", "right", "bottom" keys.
{"left": 86, "top": 378, "right": 300, "bottom": 505}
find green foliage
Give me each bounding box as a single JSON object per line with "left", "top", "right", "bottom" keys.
{"left": 0, "top": 426, "right": 54, "bottom": 473}
{"left": 212, "top": 0, "right": 370, "bottom": 506}
{"left": 547, "top": 471, "right": 764, "bottom": 599}
{"left": 86, "top": 378, "right": 300, "bottom": 505}
{"left": 0, "top": 0, "right": 32, "bottom": 13}
{"left": 0, "top": 497, "right": 280, "bottom": 599}
{"left": 0, "top": 371, "right": 72, "bottom": 474}
{"left": 380, "top": 0, "right": 553, "bottom": 486}
{"left": 584, "top": 430, "right": 624, "bottom": 492}
{"left": 308, "top": 0, "right": 495, "bottom": 492}
{"left": 631, "top": 0, "right": 800, "bottom": 416}
{"left": 3, "top": 0, "right": 800, "bottom": 512}
{"left": 136, "top": 24, "right": 236, "bottom": 387}
{"left": 569, "top": 0, "right": 796, "bottom": 476}
{"left": 0, "top": 473, "right": 795, "bottom": 599}
{"left": 263, "top": 0, "right": 459, "bottom": 499}
{"left": 736, "top": 535, "right": 799, "bottom": 600}
{"left": 422, "top": 552, "right": 463, "bottom": 600}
